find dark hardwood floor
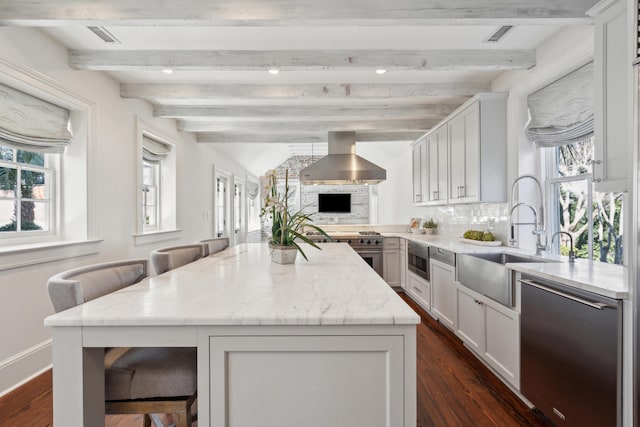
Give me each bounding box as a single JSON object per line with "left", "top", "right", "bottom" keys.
{"left": 0, "top": 293, "right": 553, "bottom": 427}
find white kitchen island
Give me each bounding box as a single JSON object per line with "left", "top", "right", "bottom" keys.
{"left": 44, "top": 243, "right": 419, "bottom": 427}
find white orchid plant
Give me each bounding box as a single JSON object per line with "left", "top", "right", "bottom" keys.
{"left": 260, "top": 169, "right": 331, "bottom": 260}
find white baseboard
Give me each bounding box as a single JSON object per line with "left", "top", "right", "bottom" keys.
{"left": 0, "top": 340, "right": 52, "bottom": 397}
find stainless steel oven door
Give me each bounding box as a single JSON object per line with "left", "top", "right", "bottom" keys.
{"left": 356, "top": 250, "right": 383, "bottom": 277}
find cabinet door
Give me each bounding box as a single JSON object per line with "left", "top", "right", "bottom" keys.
{"left": 383, "top": 249, "right": 400, "bottom": 286}
{"left": 461, "top": 103, "right": 480, "bottom": 201}
{"left": 430, "top": 259, "right": 456, "bottom": 331}
{"left": 456, "top": 286, "right": 485, "bottom": 355}
{"left": 412, "top": 139, "right": 427, "bottom": 204}
{"left": 448, "top": 113, "right": 465, "bottom": 202}
{"left": 427, "top": 126, "right": 447, "bottom": 205}
{"left": 399, "top": 243, "right": 407, "bottom": 289}
{"left": 407, "top": 272, "right": 430, "bottom": 311}
{"left": 449, "top": 102, "right": 479, "bottom": 203}
{"left": 591, "top": 0, "right": 630, "bottom": 192}
{"left": 484, "top": 299, "right": 519, "bottom": 387}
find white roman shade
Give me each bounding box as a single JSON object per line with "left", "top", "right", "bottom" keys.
{"left": 0, "top": 83, "right": 73, "bottom": 153}
{"left": 526, "top": 62, "right": 594, "bottom": 147}
{"left": 142, "top": 135, "right": 172, "bottom": 163}
{"left": 246, "top": 181, "right": 259, "bottom": 200}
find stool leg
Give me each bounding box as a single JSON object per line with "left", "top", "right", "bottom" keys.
{"left": 143, "top": 414, "right": 153, "bottom": 427}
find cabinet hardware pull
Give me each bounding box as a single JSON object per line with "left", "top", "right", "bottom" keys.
{"left": 594, "top": 178, "right": 602, "bottom": 183}
{"left": 518, "top": 279, "right": 612, "bottom": 310}
{"left": 591, "top": 160, "right": 602, "bottom": 165}
{"left": 412, "top": 286, "right": 422, "bottom": 293}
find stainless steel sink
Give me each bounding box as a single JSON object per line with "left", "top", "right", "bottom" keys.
{"left": 465, "top": 252, "right": 554, "bottom": 265}
{"left": 456, "top": 252, "right": 559, "bottom": 307}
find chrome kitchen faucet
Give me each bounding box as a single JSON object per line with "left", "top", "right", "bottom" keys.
{"left": 508, "top": 174, "right": 547, "bottom": 255}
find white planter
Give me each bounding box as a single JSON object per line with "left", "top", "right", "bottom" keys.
{"left": 269, "top": 244, "right": 298, "bottom": 264}
{"left": 423, "top": 228, "right": 436, "bottom": 235}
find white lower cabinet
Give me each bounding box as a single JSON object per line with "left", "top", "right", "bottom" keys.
{"left": 456, "top": 284, "right": 520, "bottom": 388}
{"left": 383, "top": 237, "right": 400, "bottom": 287}
{"left": 456, "top": 285, "right": 485, "bottom": 354}
{"left": 399, "top": 239, "right": 407, "bottom": 289}
{"left": 430, "top": 259, "right": 457, "bottom": 331}
{"left": 407, "top": 271, "right": 430, "bottom": 312}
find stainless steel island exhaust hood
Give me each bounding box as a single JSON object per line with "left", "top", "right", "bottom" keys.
{"left": 299, "top": 131, "right": 386, "bottom": 185}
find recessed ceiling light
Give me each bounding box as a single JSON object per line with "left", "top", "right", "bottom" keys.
{"left": 268, "top": 68, "right": 280, "bottom": 75}
{"left": 375, "top": 68, "right": 387, "bottom": 75}
{"left": 162, "top": 68, "right": 174, "bottom": 74}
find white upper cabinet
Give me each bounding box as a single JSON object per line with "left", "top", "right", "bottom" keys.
{"left": 412, "top": 92, "right": 507, "bottom": 207}
{"left": 427, "top": 125, "right": 448, "bottom": 205}
{"left": 448, "top": 102, "right": 480, "bottom": 203}
{"left": 412, "top": 137, "right": 427, "bottom": 205}
{"left": 588, "top": 0, "right": 632, "bottom": 192}
{"left": 448, "top": 93, "right": 507, "bottom": 204}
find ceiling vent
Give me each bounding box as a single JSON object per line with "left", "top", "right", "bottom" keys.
{"left": 87, "top": 26, "right": 121, "bottom": 44}
{"left": 484, "top": 26, "right": 514, "bottom": 43}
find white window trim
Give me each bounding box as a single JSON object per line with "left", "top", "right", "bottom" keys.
{"left": 134, "top": 118, "right": 180, "bottom": 246}
{"left": 0, "top": 53, "right": 101, "bottom": 270}
{"left": 214, "top": 167, "right": 231, "bottom": 240}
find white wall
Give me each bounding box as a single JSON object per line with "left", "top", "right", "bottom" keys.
{"left": 0, "top": 27, "right": 256, "bottom": 395}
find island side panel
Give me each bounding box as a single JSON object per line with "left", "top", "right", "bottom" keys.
{"left": 52, "top": 327, "right": 105, "bottom": 427}
{"left": 205, "top": 324, "right": 415, "bottom": 427}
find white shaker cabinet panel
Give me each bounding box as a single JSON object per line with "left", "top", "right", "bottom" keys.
{"left": 412, "top": 137, "right": 427, "bottom": 205}
{"left": 430, "top": 258, "right": 457, "bottom": 331}
{"left": 427, "top": 125, "right": 448, "bottom": 205}
{"left": 588, "top": 0, "right": 632, "bottom": 192}
{"left": 456, "top": 285, "right": 486, "bottom": 355}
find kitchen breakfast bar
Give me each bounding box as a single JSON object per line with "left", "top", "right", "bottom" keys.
{"left": 44, "top": 243, "right": 419, "bottom": 427}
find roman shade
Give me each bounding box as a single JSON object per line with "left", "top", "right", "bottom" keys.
{"left": 526, "top": 62, "right": 594, "bottom": 147}
{"left": 246, "top": 181, "right": 259, "bottom": 200}
{"left": 142, "top": 135, "right": 172, "bottom": 163}
{"left": 0, "top": 83, "right": 73, "bottom": 153}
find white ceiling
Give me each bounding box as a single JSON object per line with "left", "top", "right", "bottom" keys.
{"left": 0, "top": 0, "right": 598, "bottom": 175}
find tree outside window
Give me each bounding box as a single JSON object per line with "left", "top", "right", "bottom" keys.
{"left": 547, "top": 137, "right": 623, "bottom": 264}
{"left": 0, "top": 145, "right": 53, "bottom": 234}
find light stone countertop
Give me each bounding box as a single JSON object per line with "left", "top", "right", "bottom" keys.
{"left": 383, "top": 232, "right": 628, "bottom": 299}
{"left": 45, "top": 243, "right": 420, "bottom": 327}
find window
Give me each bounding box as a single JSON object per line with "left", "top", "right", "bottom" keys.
{"left": 216, "top": 176, "right": 227, "bottom": 238}
{"left": 142, "top": 160, "right": 159, "bottom": 230}
{"left": 545, "top": 136, "right": 623, "bottom": 264}
{"left": 0, "top": 145, "right": 54, "bottom": 235}
{"left": 137, "top": 129, "right": 176, "bottom": 240}
{"left": 234, "top": 183, "right": 242, "bottom": 233}
{"left": 246, "top": 180, "right": 261, "bottom": 232}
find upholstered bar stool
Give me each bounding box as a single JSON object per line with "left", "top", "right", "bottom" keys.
{"left": 46, "top": 259, "right": 197, "bottom": 427}
{"left": 150, "top": 244, "right": 206, "bottom": 275}
{"left": 197, "top": 237, "right": 230, "bottom": 256}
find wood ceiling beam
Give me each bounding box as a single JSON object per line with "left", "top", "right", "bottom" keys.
{"left": 196, "top": 132, "right": 425, "bottom": 143}
{"left": 0, "top": 0, "right": 594, "bottom": 25}
{"left": 154, "top": 104, "right": 459, "bottom": 121}
{"left": 121, "top": 83, "right": 488, "bottom": 100}
{"left": 180, "top": 118, "right": 437, "bottom": 133}
{"left": 71, "top": 50, "right": 536, "bottom": 71}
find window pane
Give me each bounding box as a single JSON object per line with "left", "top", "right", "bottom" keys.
{"left": 17, "top": 150, "right": 45, "bottom": 166}
{"left": 593, "top": 191, "right": 623, "bottom": 264}
{"left": 556, "top": 180, "right": 590, "bottom": 260}
{"left": 0, "top": 167, "right": 17, "bottom": 197}
{"left": 23, "top": 201, "right": 49, "bottom": 231}
{"left": 144, "top": 186, "right": 156, "bottom": 207}
{"left": 21, "top": 170, "right": 49, "bottom": 199}
{"left": 0, "top": 200, "right": 16, "bottom": 231}
{"left": 0, "top": 146, "right": 14, "bottom": 161}
{"left": 144, "top": 206, "right": 156, "bottom": 226}
{"left": 557, "top": 138, "right": 594, "bottom": 177}
{"left": 143, "top": 163, "right": 154, "bottom": 186}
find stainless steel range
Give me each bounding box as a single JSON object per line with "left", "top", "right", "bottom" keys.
{"left": 305, "top": 230, "right": 384, "bottom": 276}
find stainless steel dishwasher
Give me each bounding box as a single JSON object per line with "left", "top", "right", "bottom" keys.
{"left": 519, "top": 274, "right": 622, "bottom": 427}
